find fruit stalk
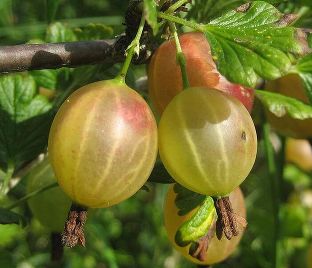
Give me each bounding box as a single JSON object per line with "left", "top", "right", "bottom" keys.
{"left": 117, "top": 14, "right": 146, "bottom": 83}
{"left": 168, "top": 22, "right": 190, "bottom": 89}
{"left": 158, "top": 12, "right": 204, "bottom": 31}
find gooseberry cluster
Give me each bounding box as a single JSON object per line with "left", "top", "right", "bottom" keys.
{"left": 2, "top": 0, "right": 311, "bottom": 266}
{"left": 147, "top": 32, "right": 257, "bottom": 264}
{"left": 45, "top": 29, "right": 258, "bottom": 261}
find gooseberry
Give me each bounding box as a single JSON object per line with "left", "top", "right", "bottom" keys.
{"left": 286, "top": 138, "right": 312, "bottom": 172}
{"left": 48, "top": 79, "right": 158, "bottom": 208}
{"left": 159, "top": 88, "right": 257, "bottom": 196}
{"left": 148, "top": 32, "right": 254, "bottom": 114}
{"left": 164, "top": 185, "right": 246, "bottom": 265}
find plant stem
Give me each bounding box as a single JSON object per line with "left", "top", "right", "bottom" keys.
{"left": 276, "top": 136, "right": 286, "bottom": 267}
{"left": 5, "top": 182, "right": 58, "bottom": 210}
{"left": 51, "top": 232, "right": 64, "bottom": 262}
{"left": 158, "top": 12, "right": 205, "bottom": 32}
{"left": 169, "top": 22, "right": 190, "bottom": 89}
{"left": 1, "top": 162, "right": 15, "bottom": 196}
{"left": 166, "top": 0, "right": 189, "bottom": 13}
{"left": 263, "top": 122, "right": 282, "bottom": 268}
{"left": 116, "top": 15, "right": 146, "bottom": 83}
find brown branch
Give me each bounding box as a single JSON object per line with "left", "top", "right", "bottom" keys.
{"left": 0, "top": 39, "right": 125, "bottom": 74}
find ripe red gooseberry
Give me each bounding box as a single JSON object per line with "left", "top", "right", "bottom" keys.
{"left": 148, "top": 32, "right": 254, "bottom": 114}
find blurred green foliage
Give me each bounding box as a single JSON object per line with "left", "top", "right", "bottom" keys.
{"left": 0, "top": 1, "right": 311, "bottom": 268}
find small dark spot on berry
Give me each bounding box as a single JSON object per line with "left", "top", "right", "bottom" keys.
{"left": 241, "top": 131, "right": 246, "bottom": 141}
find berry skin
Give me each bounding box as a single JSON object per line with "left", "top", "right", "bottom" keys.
{"left": 286, "top": 138, "right": 312, "bottom": 171}
{"left": 164, "top": 186, "right": 246, "bottom": 265}
{"left": 148, "top": 32, "right": 254, "bottom": 114}
{"left": 159, "top": 88, "right": 257, "bottom": 196}
{"left": 48, "top": 80, "right": 158, "bottom": 208}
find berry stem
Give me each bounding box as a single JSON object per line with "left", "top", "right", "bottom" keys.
{"left": 5, "top": 182, "right": 58, "bottom": 210}
{"left": 169, "top": 22, "right": 190, "bottom": 89}
{"left": 158, "top": 12, "right": 204, "bottom": 32}
{"left": 116, "top": 14, "right": 146, "bottom": 83}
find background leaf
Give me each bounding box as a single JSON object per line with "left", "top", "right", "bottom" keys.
{"left": 143, "top": 0, "right": 158, "bottom": 35}
{"left": 74, "top": 23, "right": 113, "bottom": 40}
{"left": 204, "top": 1, "right": 308, "bottom": 87}
{"left": 31, "top": 69, "right": 58, "bottom": 91}
{"left": 46, "top": 22, "right": 77, "bottom": 43}
{"left": 256, "top": 89, "right": 312, "bottom": 119}
{"left": 173, "top": 184, "right": 206, "bottom": 216}
{"left": 45, "top": 0, "right": 60, "bottom": 23}
{"left": 0, "top": 74, "right": 53, "bottom": 171}
{"left": 188, "top": 0, "right": 283, "bottom": 23}
{"left": 0, "top": 208, "right": 25, "bottom": 225}
{"left": 296, "top": 53, "right": 312, "bottom": 103}
{"left": 147, "top": 162, "right": 174, "bottom": 184}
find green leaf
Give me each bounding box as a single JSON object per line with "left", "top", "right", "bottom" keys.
{"left": 144, "top": 0, "right": 159, "bottom": 35}
{"left": 46, "top": 0, "right": 60, "bottom": 23}
{"left": 46, "top": 22, "right": 77, "bottom": 43}
{"left": 204, "top": 1, "right": 308, "bottom": 87}
{"left": 0, "top": 208, "right": 25, "bottom": 225}
{"left": 173, "top": 184, "right": 216, "bottom": 247}
{"left": 188, "top": 0, "right": 283, "bottom": 23}
{"left": 280, "top": 204, "right": 309, "bottom": 238}
{"left": 174, "top": 184, "right": 206, "bottom": 216}
{"left": 308, "top": 33, "right": 312, "bottom": 47}
{"left": 0, "top": 224, "right": 24, "bottom": 247}
{"left": 31, "top": 69, "right": 58, "bottom": 91}
{"left": 256, "top": 89, "right": 312, "bottom": 119}
{"left": 0, "top": 74, "right": 53, "bottom": 170}
{"left": 296, "top": 53, "right": 312, "bottom": 103}
{"left": 74, "top": 23, "right": 114, "bottom": 41}
{"left": 148, "top": 162, "right": 174, "bottom": 184}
